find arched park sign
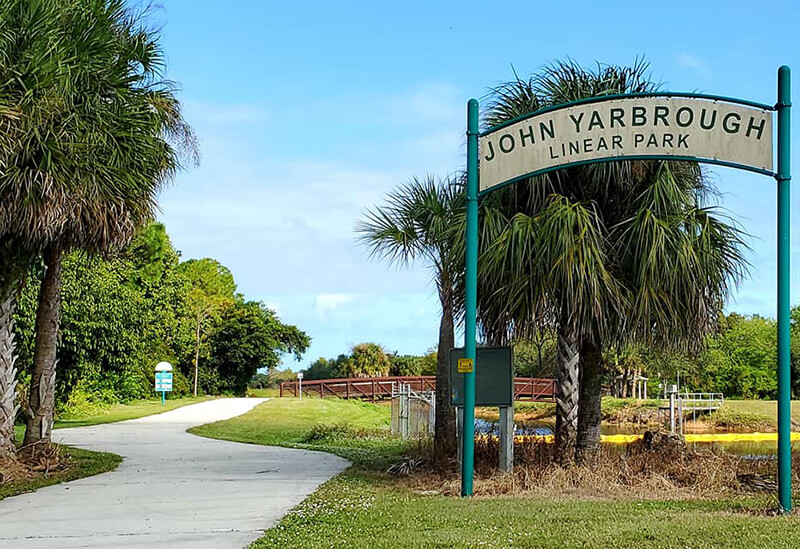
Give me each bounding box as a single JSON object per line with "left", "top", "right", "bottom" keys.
{"left": 460, "top": 67, "right": 793, "bottom": 511}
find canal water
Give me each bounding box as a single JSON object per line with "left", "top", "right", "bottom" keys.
{"left": 473, "top": 418, "right": 782, "bottom": 456}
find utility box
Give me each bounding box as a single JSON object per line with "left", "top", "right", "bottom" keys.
{"left": 449, "top": 346, "right": 513, "bottom": 407}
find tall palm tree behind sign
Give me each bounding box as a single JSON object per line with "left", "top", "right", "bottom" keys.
{"left": 476, "top": 60, "right": 749, "bottom": 461}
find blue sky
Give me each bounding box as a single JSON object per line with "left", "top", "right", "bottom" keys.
{"left": 151, "top": 0, "right": 800, "bottom": 370}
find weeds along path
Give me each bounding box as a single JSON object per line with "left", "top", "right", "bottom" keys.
{"left": 0, "top": 398, "right": 349, "bottom": 549}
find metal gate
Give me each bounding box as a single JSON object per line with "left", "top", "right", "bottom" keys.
{"left": 391, "top": 383, "right": 435, "bottom": 439}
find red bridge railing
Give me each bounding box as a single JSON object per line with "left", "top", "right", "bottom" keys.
{"left": 279, "top": 376, "right": 555, "bottom": 402}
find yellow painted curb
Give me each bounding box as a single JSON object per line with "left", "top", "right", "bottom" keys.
{"left": 493, "top": 432, "right": 799, "bottom": 444}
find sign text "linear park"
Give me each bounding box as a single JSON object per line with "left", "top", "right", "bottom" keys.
{"left": 479, "top": 97, "right": 773, "bottom": 192}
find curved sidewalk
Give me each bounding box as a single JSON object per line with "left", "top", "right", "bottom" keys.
{"left": 0, "top": 398, "right": 349, "bottom": 548}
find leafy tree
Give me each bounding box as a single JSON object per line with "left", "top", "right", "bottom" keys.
{"left": 357, "top": 175, "right": 462, "bottom": 461}
{"left": 267, "top": 368, "right": 299, "bottom": 388}
{"left": 389, "top": 349, "right": 438, "bottom": 377}
{"left": 477, "top": 60, "right": 747, "bottom": 460}
{"left": 603, "top": 345, "right": 647, "bottom": 398}
{"left": 208, "top": 301, "right": 309, "bottom": 395}
{"left": 14, "top": 226, "right": 193, "bottom": 413}
{"left": 304, "top": 356, "right": 349, "bottom": 380}
{"left": 513, "top": 332, "right": 556, "bottom": 378}
{"left": 698, "top": 314, "right": 777, "bottom": 399}
{"left": 390, "top": 355, "right": 423, "bottom": 376}
{"left": 249, "top": 368, "right": 297, "bottom": 390}
{"left": 178, "top": 259, "right": 236, "bottom": 395}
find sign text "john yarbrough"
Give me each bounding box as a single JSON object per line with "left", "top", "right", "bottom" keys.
{"left": 479, "top": 96, "right": 773, "bottom": 192}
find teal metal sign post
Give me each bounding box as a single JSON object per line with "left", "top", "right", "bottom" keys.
{"left": 461, "top": 67, "right": 792, "bottom": 509}
{"left": 462, "top": 98, "right": 479, "bottom": 497}
{"left": 776, "top": 66, "right": 792, "bottom": 511}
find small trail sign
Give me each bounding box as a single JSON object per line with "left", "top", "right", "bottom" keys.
{"left": 155, "top": 361, "right": 173, "bottom": 405}
{"left": 155, "top": 371, "right": 173, "bottom": 392}
{"left": 457, "top": 358, "right": 474, "bottom": 374}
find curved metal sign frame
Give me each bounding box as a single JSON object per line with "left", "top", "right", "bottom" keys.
{"left": 478, "top": 92, "right": 775, "bottom": 197}
{"left": 458, "top": 67, "right": 793, "bottom": 514}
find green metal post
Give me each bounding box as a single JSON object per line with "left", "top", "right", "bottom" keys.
{"left": 461, "top": 98, "right": 479, "bottom": 497}
{"left": 162, "top": 390, "right": 165, "bottom": 406}
{"left": 776, "top": 65, "right": 792, "bottom": 512}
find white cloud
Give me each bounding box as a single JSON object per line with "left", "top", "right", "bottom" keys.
{"left": 158, "top": 82, "right": 466, "bottom": 361}
{"left": 315, "top": 293, "right": 356, "bottom": 314}
{"left": 676, "top": 52, "right": 711, "bottom": 79}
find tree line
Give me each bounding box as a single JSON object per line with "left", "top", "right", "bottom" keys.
{"left": 513, "top": 310, "right": 800, "bottom": 401}
{"left": 11, "top": 222, "right": 309, "bottom": 417}
{"left": 293, "top": 311, "right": 791, "bottom": 402}
{"left": 300, "top": 343, "right": 437, "bottom": 381}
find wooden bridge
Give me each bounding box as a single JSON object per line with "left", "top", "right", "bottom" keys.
{"left": 279, "top": 375, "right": 556, "bottom": 402}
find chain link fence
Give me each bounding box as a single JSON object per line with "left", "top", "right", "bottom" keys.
{"left": 391, "top": 383, "right": 435, "bottom": 439}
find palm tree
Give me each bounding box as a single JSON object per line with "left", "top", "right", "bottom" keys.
{"left": 357, "top": 175, "right": 463, "bottom": 462}
{"left": 477, "top": 60, "right": 748, "bottom": 461}
{"left": 0, "top": 0, "right": 196, "bottom": 453}
{"left": 0, "top": 0, "right": 66, "bottom": 458}
{"left": 348, "top": 343, "right": 391, "bottom": 377}
{"left": 0, "top": 243, "right": 29, "bottom": 458}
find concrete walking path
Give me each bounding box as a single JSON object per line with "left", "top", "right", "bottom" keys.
{"left": 0, "top": 398, "right": 349, "bottom": 548}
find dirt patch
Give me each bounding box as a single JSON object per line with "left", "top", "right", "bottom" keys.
{"left": 0, "top": 457, "right": 34, "bottom": 484}
{"left": 1, "top": 444, "right": 69, "bottom": 485}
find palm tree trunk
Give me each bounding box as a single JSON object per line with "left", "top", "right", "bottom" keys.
{"left": 23, "top": 245, "right": 62, "bottom": 454}
{"left": 433, "top": 293, "right": 456, "bottom": 463}
{"left": 555, "top": 327, "right": 579, "bottom": 461}
{"left": 576, "top": 336, "right": 603, "bottom": 463}
{"left": 193, "top": 318, "right": 200, "bottom": 396}
{"left": 0, "top": 283, "right": 20, "bottom": 459}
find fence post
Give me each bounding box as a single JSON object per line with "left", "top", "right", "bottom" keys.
{"left": 499, "top": 406, "right": 513, "bottom": 472}
{"left": 428, "top": 391, "right": 436, "bottom": 434}
{"left": 668, "top": 384, "right": 677, "bottom": 434}
{"left": 456, "top": 406, "right": 464, "bottom": 464}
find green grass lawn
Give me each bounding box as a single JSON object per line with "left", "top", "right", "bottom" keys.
{"left": 0, "top": 446, "right": 121, "bottom": 501}
{"left": 53, "top": 395, "right": 214, "bottom": 428}
{"left": 255, "top": 473, "right": 799, "bottom": 549}
{"left": 722, "top": 400, "right": 800, "bottom": 423}
{"left": 190, "top": 397, "right": 410, "bottom": 468}
{"left": 247, "top": 387, "right": 280, "bottom": 398}
{"left": 12, "top": 394, "right": 213, "bottom": 441}
{"left": 191, "top": 396, "right": 800, "bottom": 549}
{"left": 3, "top": 396, "right": 211, "bottom": 502}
